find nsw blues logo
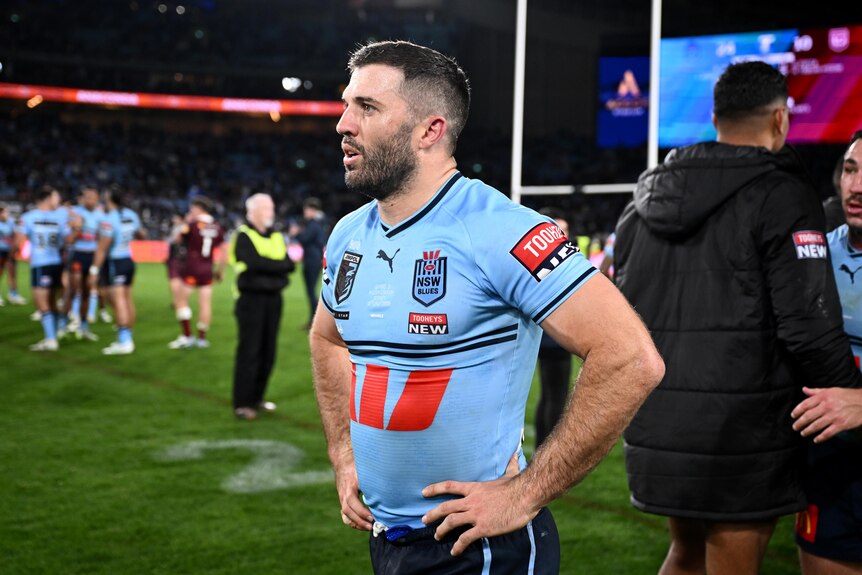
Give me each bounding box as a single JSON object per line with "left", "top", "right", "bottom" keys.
{"left": 412, "top": 250, "right": 447, "bottom": 307}
{"left": 335, "top": 251, "right": 363, "bottom": 304}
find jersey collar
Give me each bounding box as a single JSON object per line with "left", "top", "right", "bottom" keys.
{"left": 380, "top": 172, "right": 462, "bottom": 238}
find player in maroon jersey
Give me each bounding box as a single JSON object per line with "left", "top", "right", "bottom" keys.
{"left": 168, "top": 197, "right": 226, "bottom": 349}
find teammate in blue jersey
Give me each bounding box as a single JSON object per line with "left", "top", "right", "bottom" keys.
{"left": 16, "top": 186, "right": 70, "bottom": 351}
{"left": 792, "top": 131, "right": 862, "bottom": 574}
{"left": 310, "top": 40, "right": 665, "bottom": 575}
{"left": 89, "top": 187, "right": 144, "bottom": 355}
{"left": 0, "top": 204, "right": 26, "bottom": 306}
{"left": 66, "top": 186, "right": 102, "bottom": 340}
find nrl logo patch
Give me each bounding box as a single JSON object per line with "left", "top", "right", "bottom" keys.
{"left": 335, "top": 251, "right": 363, "bottom": 304}
{"left": 413, "top": 250, "right": 447, "bottom": 307}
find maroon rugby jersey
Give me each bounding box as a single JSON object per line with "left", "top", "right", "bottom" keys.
{"left": 184, "top": 215, "right": 224, "bottom": 263}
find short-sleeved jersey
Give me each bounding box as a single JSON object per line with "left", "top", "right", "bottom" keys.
{"left": 72, "top": 205, "right": 104, "bottom": 253}
{"left": 828, "top": 225, "right": 862, "bottom": 364}
{"left": 183, "top": 215, "right": 224, "bottom": 263}
{"left": 320, "top": 172, "right": 597, "bottom": 528}
{"left": 17, "top": 208, "right": 69, "bottom": 267}
{"left": 99, "top": 207, "right": 141, "bottom": 260}
{"left": 0, "top": 218, "right": 13, "bottom": 252}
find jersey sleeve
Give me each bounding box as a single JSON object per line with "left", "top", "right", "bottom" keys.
{"left": 757, "top": 176, "right": 862, "bottom": 389}
{"left": 98, "top": 217, "right": 114, "bottom": 238}
{"left": 15, "top": 214, "right": 29, "bottom": 237}
{"left": 319, "top": 224, "right": 343, "bottom": 315}
{"left": 472, "top": 206, "right": 597, "bottom": 324}
{"left": 133, "top": 211, "right": 142, "bottom": 233}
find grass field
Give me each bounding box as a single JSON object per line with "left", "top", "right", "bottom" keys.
{"left": 0, "top": 262, "right": 801, "bottom": 574}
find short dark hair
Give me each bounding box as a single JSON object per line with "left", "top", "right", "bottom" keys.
{"left": 303, "top": 196, "right": 322, "bottom": 211}
{"left": 713, "top": 61, "right": 787, "bottom": 121}
{"left": 36, "top": 185, "right": 58, "bottom": 204}
{"left": 190, "top": 196, "right": 213, "bottom": 214}
{"left": 850, "top": 130, "right": 862, "bottom": 147}
{"left": 104, "top": 184, "right": 124, "bottom": 208}
{"left": 348, "top": 40, "right": 471, "bottom": 153}
{"left": 538, "top": 207, "right": 566, "bottom": 222}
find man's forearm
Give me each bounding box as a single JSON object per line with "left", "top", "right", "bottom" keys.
{"left": 516, "top": 341, "right": 662, "bottom": 510}
{"left": 310, "top": 331, "right": 354, "bottom": 470}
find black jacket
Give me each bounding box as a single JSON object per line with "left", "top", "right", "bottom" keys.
{"left": 233, "top": 229, "right": 295, "bottom": 293}
{"left": 296, "top": 216, "right": 329, "bottom": 269}
{"left": 615, "top": 142, "right": 862, "bottom": 520}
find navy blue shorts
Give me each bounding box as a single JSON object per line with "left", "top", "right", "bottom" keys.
{"left": 30, "top": 264, "right": 63, "bottom": 289}
{"left": 369, "top": 507, "right": 559, "bottom": 575}
{"left": 795, "top": 436, "right": 862, "bottom": 562}
{"left": 70, "top": 251, "right": 95, "bottom": 275}
{"left": 0, "top": 250, "right": 9, "bottom": 268}
{"left": 100, "top": 257, "right": 135, "bottom": 287}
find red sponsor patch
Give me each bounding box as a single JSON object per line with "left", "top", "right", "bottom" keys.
{"left": 793, "top": 231, "right": 826, "bottom": 246}
{"left": 792, "top": 230, "right": 827, "bottom": 259}
{"left": 509, "top": 222, "right": 577, "bottom": 281}
{"left": 795, "top": 505, "right": 819, "bottom": 543}
{"left": 408, "top": 313, "right": 447, "bottom": 324}
{"left": 408, "top": 313, "right": 448, "bottom": 335}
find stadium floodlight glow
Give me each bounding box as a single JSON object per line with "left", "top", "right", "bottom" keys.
{"left": 176, "top": 5, "right": 185, "bottom": 14}
{"left": 0, "top": 61, "right": 3, "bottom": 73}
{"left": 282, "top": 77, "right": 301, "bottom": 92}
{"left": 157, "top": 3, "right": 167, "bottom": 13}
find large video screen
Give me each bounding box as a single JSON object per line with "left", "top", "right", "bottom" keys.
{"left": 659, "top": 25, "right": 862, "bottom": 148}
{"left": 597, "top": 56, "right": 650, "bottom": 149}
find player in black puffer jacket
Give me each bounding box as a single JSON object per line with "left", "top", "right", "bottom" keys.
{"left": 615, "top": 61, "right": 862, "bottom": 574}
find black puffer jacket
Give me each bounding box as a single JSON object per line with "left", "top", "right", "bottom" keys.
{"left": 615, "top": 142, "right": 862, "bottom": 520}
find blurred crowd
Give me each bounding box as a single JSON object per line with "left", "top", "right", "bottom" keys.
{"left": 0, "top": 111, "right": 640, "bottom": 242}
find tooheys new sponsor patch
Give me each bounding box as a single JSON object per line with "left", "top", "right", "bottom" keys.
{"left": 407, "top": 313, "right": 448, "bottom": 335}
{"left": 510, "top": 222, "right": 579, "bottom": 281}
{"left": 792, "top": 230, "right": 827, "bottom": 259}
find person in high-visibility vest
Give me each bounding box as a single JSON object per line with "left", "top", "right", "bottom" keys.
{"left": 229, "top": 193, "right": 295, "bottom": 420}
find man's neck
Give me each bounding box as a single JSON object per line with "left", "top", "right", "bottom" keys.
{"left": 249, "top": 221, "right": 268, "bottom": 234}
{"left": 716, "top": 132, "right": 775, "bottom": 151}
{"left": 377, "top": 160, "right": 458, "bottom": 227}
{"left": 849, "top": 226, "right": 862, "bottom": 252}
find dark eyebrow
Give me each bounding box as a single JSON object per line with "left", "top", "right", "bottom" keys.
{"left": 343, "top": 95, "right": 382, "bottom": 107}
{"left": 846, "top": 158, "right": 859, "bottom": 167}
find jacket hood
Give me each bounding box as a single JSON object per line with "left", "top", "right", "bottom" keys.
{"left": 633, "top": 142, "right": 804, "bottom": 239}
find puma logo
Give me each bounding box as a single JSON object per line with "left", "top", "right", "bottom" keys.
{"left": 840, "top": 263, "right": 862, "bottom": 284}
{"left": 376, "top": 249, "right": 400, "bottom": 273}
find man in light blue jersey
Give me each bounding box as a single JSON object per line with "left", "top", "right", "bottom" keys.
{"left": 66, "top": 186, "right": 102, "bottom": 340}
{"left": 0, "top": 204, "right": 26, "bottom": 306}
{"left": 89, "top": 187, "right": 144, "bottom": 355}
{"left": 311, "top": 40, "right": 665, "bottom": 574}
{"left": 792, "top": 131, "right": 862, "bottom": 574}
{"left": 16, "top": 187, "right": 69, "bottom": 351}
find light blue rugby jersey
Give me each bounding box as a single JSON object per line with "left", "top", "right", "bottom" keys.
{"left": 100, "top": 207, "right": 141, "bottom": 260}
{"left": 320, "top": 172, "right": 597, "bottom": 528}
{"left": 828, "top": 224, "right": 862, "bottom": 364}
{"left": 72, "top": 205, "right": 104, "bottom": 253}
{"left": 0, "top": 218, "right": 13, "bottom": 252}
{"left": 17, "top": 208, "right": 69, "bottom": 267}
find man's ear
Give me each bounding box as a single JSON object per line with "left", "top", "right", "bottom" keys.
{"left": 772, "top": 106, "right": 788, "bottom": 137}
{"left": 417, "top": 116, "right": 448, "bottom": 150}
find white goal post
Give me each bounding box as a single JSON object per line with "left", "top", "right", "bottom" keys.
{"left": 510, "top": 0, "right": 663, "bottom": 200}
